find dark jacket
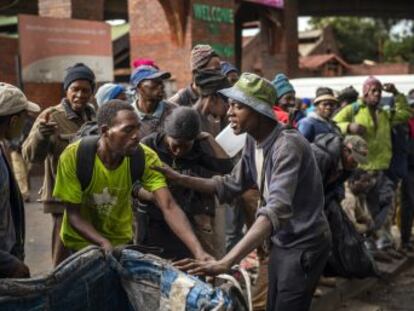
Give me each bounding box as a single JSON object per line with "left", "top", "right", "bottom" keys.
{"left": 408, "top": 118, "right": 414, "bottom": 168}
{"left": 311, "top": 133, "right": 350, "bottom": 201}
{"left": 386, "top": 123, "right": 409, "bottom": 182}
{"left": 298, "top": 113, "right": 341, "bottom": 142}
{"left": 213, "top": 124, "right": 330, "bottom": 248}
{"left": 133, "top": 100, "right": 177, "bottom": 139}
{"left": 0, "top": 145, "right": 25, "bottom": 260}
{"left": 168, "top": 85, "right": 199, "bottom": 107}
{"left": 141, "top": 132, "right": 233, "bottom": 218}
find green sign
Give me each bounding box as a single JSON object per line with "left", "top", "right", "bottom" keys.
{"left": 210, "top": 43, "right": 235, "bottom": 58}
{"left": 193, "top": 4, "right": 234, "bottom": 24}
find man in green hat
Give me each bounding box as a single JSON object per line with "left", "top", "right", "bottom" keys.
{"left": 155, "top": 73, "right": 331, "bottom": 311}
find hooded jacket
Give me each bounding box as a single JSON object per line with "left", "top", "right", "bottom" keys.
{"left": 333, "top": 95, "right": 410, "bottom": 171}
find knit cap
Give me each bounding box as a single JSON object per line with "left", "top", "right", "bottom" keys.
{"left": 95, "top": 83, "right": 125, "bottom": 107}
{"left": 363, "top": 76, "right": 382, "bottom": 97}
{"left": 220, "top": 61, "right": 239, "bottom": 76}
{"left": 338, "top": 86, "right": 359, "bottom": 103}
{"left": 191, "top": 44, "right": 218, "bottom": 72}
{"left": 63, "top": 63, "right": 96, "bottom": 91}
{"left": 272, "top": 73, "right": 295, "bottom": 99}
{"left": 132, "top": 58, "right": 159, "bottom": 69}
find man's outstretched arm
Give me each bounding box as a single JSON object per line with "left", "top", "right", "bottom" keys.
{"left": 153, "top": 165, "right": 217, "bottom": 193}
{"left": 152, "top": 187, "right": 213, "bottom": 261}
{"left": 176, "top": 215, "right": 272, "bottom": 276}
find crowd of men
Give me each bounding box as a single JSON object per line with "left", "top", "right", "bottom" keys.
{"left": 1, "top": 43, "right": 414, "bottom": 311}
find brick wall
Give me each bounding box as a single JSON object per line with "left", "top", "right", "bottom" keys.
{"left": 24, "top": 83, "right": 64, "bottom": 110}
{"left": 0, "top": 37, "right": 62, "bottom": 108}
{"left": 38, "top": 0, "right": 72, "bottom": 18}
{"left": 0, "top": 36, "right": 18, "bottom": 85}
{"left": 28, "top": 0, "right": 103, "bottom": 109}
{"left": 38, "top": 0, "right": 104, "bottom": 20}
{"left": 128, "top": 0, "right": 235, "bottom": 88}
{"left": 348, "top": 63, "right": 414, "bottom": 76}
{"left": 129, "top": 0, "right": 193, "bottom": 89}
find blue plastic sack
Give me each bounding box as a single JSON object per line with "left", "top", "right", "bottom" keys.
{"left": 0, "top": 246, "right": 238, "bottom": 310}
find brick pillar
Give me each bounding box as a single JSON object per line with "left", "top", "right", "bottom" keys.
{"left": 241, "top": 1, "right": 298, "bottom": 80}
{"left": 282, "top": 0, "right": 299, "bottom": 77}
{"left": 128, "top": 0, "right": 235, "bottom": 88}
{"left": 38, "top": 0, "right": 104, "bottom": 20}
{"left": 264, "top": 0, "right": 298, "bottom": 78}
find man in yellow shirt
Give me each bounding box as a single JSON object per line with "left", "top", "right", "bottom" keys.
{"left": 53, "top": 99, "right": 211, "bottom": 261}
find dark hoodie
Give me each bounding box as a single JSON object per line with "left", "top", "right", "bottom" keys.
{"left": 311, "top": 133, "right": 349, "bottom": 200}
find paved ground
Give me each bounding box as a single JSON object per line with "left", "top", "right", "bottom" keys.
{"left": 25, "top": 176, "right": 53, "bottom": 276}
{"left": 340, "top": 263, "right": 414, "bottom": 311}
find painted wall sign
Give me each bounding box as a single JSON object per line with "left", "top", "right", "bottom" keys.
{"left": 192, "top": 1, "right": 235, "bottom": 59}
{"left": 193, "top": 4, "right": 234, "bottom": 24}
{"left": 18, "top": 14, "right": 113, "bottom": 83}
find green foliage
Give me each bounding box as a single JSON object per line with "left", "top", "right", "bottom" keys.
{"left": 383, "top": 36, "right": 414, "bottom": 63}
{"left": 309, "top": 17, "right": 414, "bottom": 64}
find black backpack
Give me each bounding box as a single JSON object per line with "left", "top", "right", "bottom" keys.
{"left": 74, "top": 122, "right": 145, "bottom": 191}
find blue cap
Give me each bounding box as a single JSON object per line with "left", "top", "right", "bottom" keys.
{"left": 95, "top": 83, "right": 125, "bottom": 107}
{"left": 220, "top": 61, "right": 239, "bottom": 76}
{"left": 272, "top": 73, "right": 295, "bottom": 99}
{"left": 130, "top": 65, "right": 171, "bottom": 88}
{"left": 302, "top": 97, "right": 311, "bottom": 107}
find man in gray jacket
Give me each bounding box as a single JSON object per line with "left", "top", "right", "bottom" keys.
{"left": 155, "top": 73, "right": 331, "bottom": 311}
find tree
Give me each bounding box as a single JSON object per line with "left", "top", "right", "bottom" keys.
{"left": 309, "top": 17, "right": 414, "bottom": 64}
{"left": 383, "top": 36, "right": 414, "bottom": 63}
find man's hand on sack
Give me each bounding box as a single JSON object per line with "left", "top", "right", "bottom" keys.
{"left": 99, "top": 238, "right": 113, "bottom": 255}
{"left": 173, "top": 257, "right": 231, "bottom": 276}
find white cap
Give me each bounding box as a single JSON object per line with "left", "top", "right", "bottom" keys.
{"left": 0, "top": 83, "right": 40, "bottom": 117}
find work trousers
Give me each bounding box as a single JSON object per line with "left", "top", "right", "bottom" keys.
{"left": 400, "top": 168, "right": 414, "bottom": 245}
{"left": 365, "top": 171, "right": 395, "bottom": 247}
{"left": 266, "top": 233, "right": 331, "bottom": 311}
{"left": 225, "top": 188, "right": 259, "bottom": 252}
{"left": 137, "top": 212, "right": 220, "bottom": 260}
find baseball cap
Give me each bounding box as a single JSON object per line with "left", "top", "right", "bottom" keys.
{"left": 0, "top": 83, "right": 40, "bottom": 117}
{"left": 130, "top": 65, "right": 171, "bottom": 88}
{"left": 344, "top": 135, "right": 368, "bottom": 164}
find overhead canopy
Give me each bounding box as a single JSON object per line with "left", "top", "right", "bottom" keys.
{"left": 243, "top": 0, "right": 284, "bottom": 9}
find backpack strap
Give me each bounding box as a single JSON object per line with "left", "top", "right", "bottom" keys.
{"left": 351, "top": 101, "right": 361, "bottom": 123}
{"left": 130, "top": 144, "right": 146, "bottom": 184}
{"left": 76, "top": 135, "right": 100, "bottom": 191}
{"left": 76, "top": 137, "right": 146, "bottom": 191}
